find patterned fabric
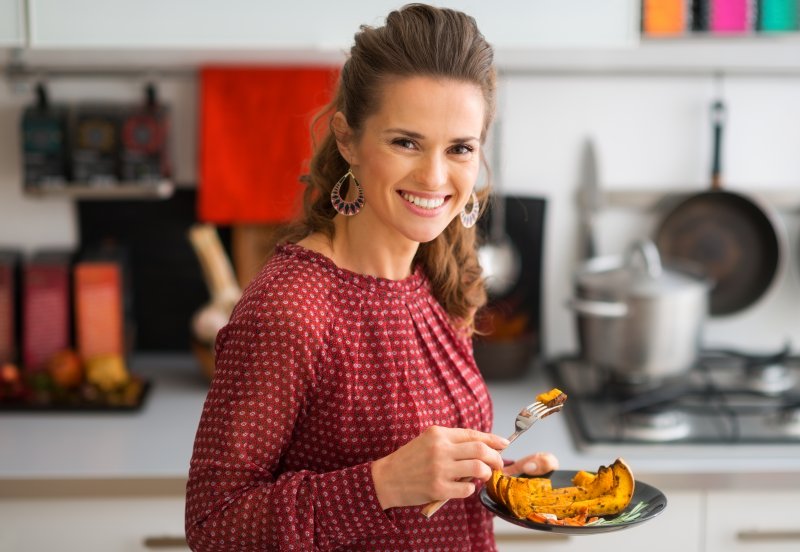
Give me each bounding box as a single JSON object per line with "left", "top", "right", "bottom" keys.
{"left": 186, "top": 243, "right": 496, "bottom": 551}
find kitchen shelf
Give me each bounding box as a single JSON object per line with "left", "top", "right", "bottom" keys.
{"left": 498, "top": 33, "right": 800, "bottom": 77}
{"left": 24, "top": 180, "right": 175, "bottom": 200}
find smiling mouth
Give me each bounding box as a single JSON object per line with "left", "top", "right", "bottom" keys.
{"left": 399, "top": 191, "right": 449, "bottom": 210}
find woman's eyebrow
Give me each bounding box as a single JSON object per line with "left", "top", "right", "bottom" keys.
{"left": 383, "top": 127, "right": 424, "bottom": 139}
{"left": 383, "top": 128, "right": 479, "bottom": 143}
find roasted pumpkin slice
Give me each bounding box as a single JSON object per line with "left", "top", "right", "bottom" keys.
{"left": 535, "top": 387, "right": 567, "bottom": 407}
{"left": 493, "top": 458, "right": 636, "bottom": 522}
{"left": 504, "top": 476, "right": 553, "bottom": 519}
{"left": 486, "top": 470, "right": 503, "bottom": 503}
{"left": 495, "top": 474, "right": 513, "bottom": 506}
{"left": 571, "top": 470, "right": 597, "bottom": 487}
{"left": 530, "top": 459, "right": 635, "bottom": 519}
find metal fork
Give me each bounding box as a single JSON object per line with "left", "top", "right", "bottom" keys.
{"left": 420, "top": 400, "right": 565, "bottom": 518}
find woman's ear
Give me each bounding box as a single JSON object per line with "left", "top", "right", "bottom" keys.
{"left": 332, "top": 112, "right": 356, "bottom": 164}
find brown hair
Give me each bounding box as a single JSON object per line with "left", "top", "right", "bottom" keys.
{"left": 281, "top": 3, "right": 496, "bottom": 331}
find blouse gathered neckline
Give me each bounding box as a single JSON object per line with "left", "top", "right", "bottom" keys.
{"left": 277, "top": 242, "right": 427, "bottom": 295}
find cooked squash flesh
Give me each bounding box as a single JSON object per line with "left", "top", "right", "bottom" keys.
{"left": 490, "top": 458, "right": 635, "bottom": 521}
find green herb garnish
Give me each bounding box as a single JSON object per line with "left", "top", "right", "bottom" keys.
{"left": 586, "top": 501, "right": 648, "bottom": 526}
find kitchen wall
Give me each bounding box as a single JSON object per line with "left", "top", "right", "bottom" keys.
{"left": 2, "top": 61, "right": 800, "bottom": 358}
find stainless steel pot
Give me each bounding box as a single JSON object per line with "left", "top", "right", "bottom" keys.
{"left": 568, "top": 240, "right": 711, "bottom": 383}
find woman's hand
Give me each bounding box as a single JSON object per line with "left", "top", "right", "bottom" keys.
{"left": 370, "top": 425, "right": 508, "bottom": 510}
{"left": 501, "top": 452, "right": 559, "bottom": 476}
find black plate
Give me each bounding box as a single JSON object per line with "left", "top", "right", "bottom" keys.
{"left": 480, "top": 470, "right": 667, "bottom": 535}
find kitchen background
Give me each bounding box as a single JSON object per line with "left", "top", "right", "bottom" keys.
{"left": 3, "top": 0, "right": 800, "bottom": 361}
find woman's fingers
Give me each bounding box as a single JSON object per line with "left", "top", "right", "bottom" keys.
{"left": 372, "top": 425, "right": 515, "bottom": 509}
{"left": 447, "top": 427, "right": 510, "bottom": 450}
{"left": 450, "top": 441, "right": 505, "bottom": 472}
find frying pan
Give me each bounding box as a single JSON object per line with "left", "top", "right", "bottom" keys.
{"left": 654, "top": 99, "right": 786, "bottom": 317}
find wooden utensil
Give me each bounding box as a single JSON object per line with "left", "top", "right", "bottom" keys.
{"left": 187, "top": 225, "right": 241, "bottom": 346}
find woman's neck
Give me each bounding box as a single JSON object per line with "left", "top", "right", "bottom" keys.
{"left": 299, "top": 218, "right": 418, "bottom": 280}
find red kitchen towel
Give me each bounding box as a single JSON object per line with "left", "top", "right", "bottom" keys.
{"left": 198, "top": 67, "right": 339, "bottom": 224}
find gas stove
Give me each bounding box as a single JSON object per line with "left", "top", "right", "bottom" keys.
{"left": 548, "top": 345, "right": 800, "bottom": 458}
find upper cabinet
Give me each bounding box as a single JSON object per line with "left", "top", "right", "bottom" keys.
{"left": 0, "top": 0, "right": 26, "bottom": 46}
{"left": 25, "top": 0, "right": 639, "bottom": 51}
{"left": 19, "top": 1, "right": 800, "bottom": 73}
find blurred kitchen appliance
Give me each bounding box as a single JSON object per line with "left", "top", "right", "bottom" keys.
{"left": 473, "top": 196, "right": 545, "bottom": 380}
{"left": 71, "top": 103, "right": 123, "bottom": 185}
{"left": 22, "top": 251, "right": 72, "bottom": 371}
{"left": 21, "top": 83, "right": 70, "bottom": 189}
{"left": 549, "top": 343, "right": 800, "bottom": 457}
{"left": 120, "top": 83, "right": 170, "bottom": 183}
{"left": 0, "top": 251, "right": 21, "bottom": 365}
{"left": 655, "top": 98, "right": 786, "bottom": 316}
{"left": 569, "top": 241, "right": 711, "bottom": 384}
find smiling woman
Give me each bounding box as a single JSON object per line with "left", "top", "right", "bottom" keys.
{"left": 184, "top": 4, "right": 559, "bottom": 552}
{"left": 326, "top": 76, "right": 485, "bottom": 254}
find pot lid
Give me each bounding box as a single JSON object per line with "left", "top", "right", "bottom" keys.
{"left": 577, "top": 240, "right": 710, "bottom": 297}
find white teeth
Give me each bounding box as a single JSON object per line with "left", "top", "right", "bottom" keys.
{"left": 401, "top": 192, "right": 445, "bottom": 209}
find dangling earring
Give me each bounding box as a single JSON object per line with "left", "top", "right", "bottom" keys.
{"left": 330, "top": 168, "right": 365, "bottom": 216}
{"left": 460, "top": 191, "right": 479, "bottom": 228}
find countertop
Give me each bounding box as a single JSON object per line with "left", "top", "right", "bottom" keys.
{"left": 1, "top": 354, "right": 799, "bottom": 492}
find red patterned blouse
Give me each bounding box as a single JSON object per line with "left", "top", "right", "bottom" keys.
{"left": 185, "top": 244, "right": 496, "bottom": 551}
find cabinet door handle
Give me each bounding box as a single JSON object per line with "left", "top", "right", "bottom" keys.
{"left": 737, "top": 529, "right": 800, "bottom": 542}
{"left": 142, "top": 535, "right": 188, "bottom": 549}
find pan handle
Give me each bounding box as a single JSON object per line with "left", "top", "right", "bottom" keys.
{"left": 566, "top": 298, "right": 628, "bottom": 318}
{"left": 711, "top": 99, "right": 726, "bottom": 190}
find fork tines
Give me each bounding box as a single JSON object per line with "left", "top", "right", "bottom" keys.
{"left": 521, "top": 400, "right": 564, "bottom": 419}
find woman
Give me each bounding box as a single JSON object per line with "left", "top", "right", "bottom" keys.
{"left": 185, "top": 4, "right": 557, "bottom": 551}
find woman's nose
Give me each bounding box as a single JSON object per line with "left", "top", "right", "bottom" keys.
{"left": 415, "top": 154, "right": 447, "bottom": 189}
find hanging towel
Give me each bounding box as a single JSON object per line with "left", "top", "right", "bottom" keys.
{"left": 198, "top": 66, "right": 338, "bottom": 224}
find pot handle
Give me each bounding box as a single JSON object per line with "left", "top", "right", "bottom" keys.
{"left": 626, "top": 240, "right": 663, "bottom": 279}
{"left": 566, "top": 298, "right": 628, "bottom": 318}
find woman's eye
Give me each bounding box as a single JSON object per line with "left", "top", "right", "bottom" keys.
{"left": 393, "top": 138, "right": 416, "bottom": 149}
{"left": 450, "top": 144, "right": 474, "bottom": 155}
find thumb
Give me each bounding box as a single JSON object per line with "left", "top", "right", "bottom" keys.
{"left": 503, "top": 452, "right": 559, "bottom": 476}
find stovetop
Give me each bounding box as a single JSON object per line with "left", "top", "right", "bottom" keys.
{"left": 548, "top": 346, "right": 800, "bottom": 457}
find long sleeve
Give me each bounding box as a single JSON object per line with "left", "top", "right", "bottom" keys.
{"left": 185, "top": 289, "right": 399, "bottom": 551}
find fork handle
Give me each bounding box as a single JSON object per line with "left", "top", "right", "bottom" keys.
{"left": 420, "top": 477, "right": 473, "bottom": 518}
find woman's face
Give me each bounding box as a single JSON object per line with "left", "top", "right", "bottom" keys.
{"left": 336, "top": 76, "right": 486, "bottom": 245}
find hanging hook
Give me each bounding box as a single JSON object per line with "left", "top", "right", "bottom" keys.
{"left": 144, "top": 81, "right": 158, "bottom": 110}
{"left": 34, "top": 81, "right": 49, "bottom": 111}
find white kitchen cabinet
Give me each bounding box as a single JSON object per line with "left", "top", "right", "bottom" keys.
{"left": 25, "top": 0, "right": 639, "bottom": 51}
{"left": 0, "top": 0, "right": 25, "bottom": 46}
{"left": 705, "top": 490, "right": 800, "bottom": 552}
{"left": 0, "top": 495, "right": 188, "bottom": 552}
{"left": 494, "top": 490, "right": 704, "bottom": 552}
